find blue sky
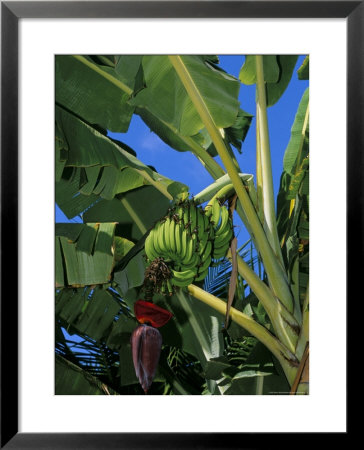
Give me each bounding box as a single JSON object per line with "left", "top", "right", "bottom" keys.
{"left": 56, "top": 55, "right": 309, "bottom": 248}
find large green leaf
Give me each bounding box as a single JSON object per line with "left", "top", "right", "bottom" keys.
{"left": 239, "top": 55, "right": 280, "bottom": 85}
{"left": 239, "top": 55, "right": 299, "bottom": 107}
{"left": 136, "top": 106, "right": 207, "bottom": 153}
{"left": 56, "top": 222, "right": 116, "bottom": 287}
{"left": 283, "top": 88, "right": 309, "bottom": 174}
{"left": 55, "top": 354, "right": 117, "bottom": 395}
{"left": 56, "top": 106, "right": 188, "bottom": 218}
{"left": 55, "top": 169, "right": 100, "bottom": 219}
{"left": 56, "top": 105, "right": 147, "bottom": 171}
{"left": 55, "top": 55, "right": 141, "bottom": 132}
{"left": 56, "top": 287, "right": 121, "bottom": 342}
{"left": 130, "top": 55, "right": 240, "bottom": 137}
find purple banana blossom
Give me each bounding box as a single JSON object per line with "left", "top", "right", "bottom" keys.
{"left": 130, "top": 324, "right": 162, "bottom": 394}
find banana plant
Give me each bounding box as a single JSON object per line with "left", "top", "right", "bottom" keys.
{"left": 55, "top": 54, "right": 309, "bottom": 395}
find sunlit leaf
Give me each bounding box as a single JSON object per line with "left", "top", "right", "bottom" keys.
{"left": 283, "top": 88, "right": 309, "bottom": 173}
{"left": 239, "top": 55, "right": 298, "bottom": 106}
{"left": 55, "top": 55, "right": 139, "bottom": 132}
{"left": 131, "top": 55, "right": 240, "bottom": 136}
{"left": 239, "top": 55, "right": 280, "bottom": 85}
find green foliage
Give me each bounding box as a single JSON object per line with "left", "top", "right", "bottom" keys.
{"left": 55, "top": 354, "right": 118, "bottom": 395}
{"left": 298, "top": 55, "right": 309, "bottom": 80}
{"left": 55, "top": 54, "right": 308, "bottom": 395}
{"left": 56, "top": 223, "right": 116, "bottom": 287}
{"left": 55, "top": 55, "right": 137, "bottom": 132}
{"left": 130, "top": 55, "right": 240, "bottom": 136}
{"left": 276, "top": 88, "right": 309, "bottom": 319}
{"left": 240, "top": 55, "right": 298, "bottom": 106}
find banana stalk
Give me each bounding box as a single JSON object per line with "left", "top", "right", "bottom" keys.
{"left": 227, "top": 250, "right": 299, "bottom": 353}
{"left": 169, "top": 55, "right": 294, "bottom": 313}
{"left": 255, "top": 55, "right": 284, "bottom": 266}
{"left": 256, "top": 107, "right": 264, "bottom": 224}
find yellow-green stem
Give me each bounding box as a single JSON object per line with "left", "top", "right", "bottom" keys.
{"left": 169, "top": 55, "right": 293, "bottom": 313}
{"left": 227, "top": 250, "right": 299, "bottom": 353}
{"left": 187, "top": 284, "right": 298, "bottom": 386}
{"left": 120, "top": 197, "right": 147, "bottom": 234}
{"left": 159, "top": 119, "right": 226, "bottom": 180}
{"left": 255, "top": 55, "right": 284, "bottom": 267}
{"left": 256, "top": 107, "right": 264, "bottom": 224}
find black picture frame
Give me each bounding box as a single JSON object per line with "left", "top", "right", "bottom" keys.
{"left": 1, "top": 1, "right": 359, "bottom": 447}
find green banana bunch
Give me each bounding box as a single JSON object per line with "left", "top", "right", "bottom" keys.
{"left": 144, "top": 197, "right": 233, "bottom": 293}
{"left": 205, "top": 196, "right": 233, "bottom": 260}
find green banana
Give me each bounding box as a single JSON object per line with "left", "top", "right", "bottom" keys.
{"left": 171, "top": 276, "right": 195, "bottom": 288}
{"left": 171, "top": 268, "right": 196, "bottom": 281}
{"left": 182, "top": 202, "right": 190, "bottom": 227}
{"left": 180, "top": 252, "right": 199, "bottom": 270}
{"left": 211, "top": 197, "right": 221, "bottom": 226}
{"left": 168, "top": 218, "right": 177, "bottom": 254}
{"left": 175, "top": 221, "right": 182, "bottom": 256}
{"left": 197, "top": 251, "right": 211, "bottom": 274}
{"left": 164, "top": 217, "right": 172, "bottom": 251}
{"left": 204, "top": 201, "right": 213, "bottom": 218}
{"left": 145, "top": 229, "right": 159, "bottom": 261}
{"left": 145, "top": 195, "right": 235, "bottom": 290}
{"left": 176, "top": 204, "right": 185, "bottom": 223}
{"left": 154, "top": 221, "right": 167, "bottom": 257}
{"left": 214, "top": 224, "right": 233, "bottom": 248}
{"left": 181, "top": 237, "right": 194, "bottom": 265}
{"left": 194, "top": 266, "right": 209, "bottom": 282}
{"left": 189, "top": 203, "right": 198, "bottom": 233}
{"left": 215, "top": 205, "right": 229, "bottom": 234}
{"left": 171, "top": 268, "right": 196, "bottom": 287}
{"left": 213, "top": 240, "right": 232, "bottom": 259}
{"left": 199, "top": 240, "right": 212, "bottom": 262}
{"left": 160, "top": 223, "right": 172, "bottom": 260}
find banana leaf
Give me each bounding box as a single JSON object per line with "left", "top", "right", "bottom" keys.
{"left": 130, "top": 55, "right": 240, "bottom": 137}
{"left": 298, "top": 55, "right": 309, "bottom": 80}
{"left": 55, "top": 354, "right": 117, "bottom": 395}
{"left": 55, "top": 55, "right": 142, "bottom": 132}
{"left": 56, "top": 106, "right": 188, "bottom": 217}
{"left": 203, "top": 108, "right": 253, "bottom": 156}
{"left": 283, "top": 88, "right": 309, "bottom": 174}
{"left": 239, "top": 55, "right": 299, "bottom": 107}
{"left": 56, "top": 287, "right": 121, "bottom": 342}
{"left": 56, "top": 222, "right": 116, "bottom": 287}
